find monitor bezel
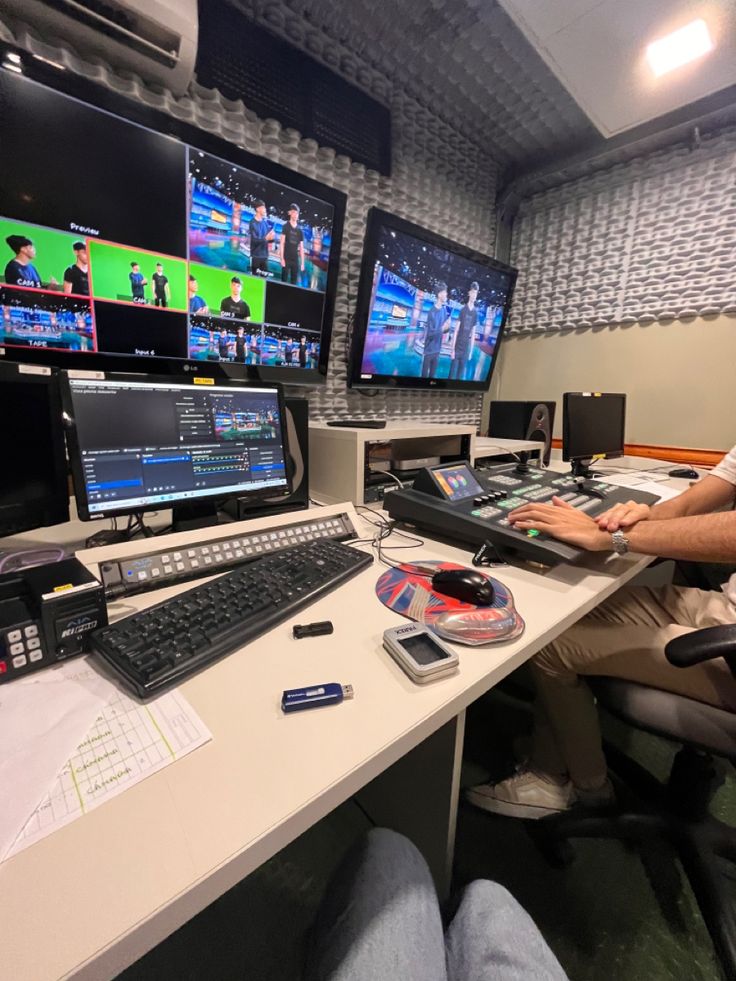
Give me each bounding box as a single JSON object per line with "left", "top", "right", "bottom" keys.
{"left": 0, "top": 42, "right": 346, "bottom": 387}
{"left": 347, "top": 208, "right": 517, "bottom": 392}
{"left": 562, "top": 392, "right": 627, "bottom": 462}
{"left": 60, "top": 370, "right": 292, "bottom": 522}
{"left": 0, "top": 360, "right": 70, "bottom": 532}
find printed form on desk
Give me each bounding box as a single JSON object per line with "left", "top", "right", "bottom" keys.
{"left": 1, "top": 659, "right": 212, "bottom": 862}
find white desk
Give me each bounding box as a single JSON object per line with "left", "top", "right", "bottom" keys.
{"left": 1, "top": 493, "right": 663, "bottom": 981}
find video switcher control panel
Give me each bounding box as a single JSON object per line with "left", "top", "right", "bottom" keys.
{"left": 384, "top": 462, "right": 660, "bottom": 565}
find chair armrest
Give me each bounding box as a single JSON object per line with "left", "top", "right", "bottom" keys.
{"left": 665, "top": 625, "right": 736, "bottom": 673}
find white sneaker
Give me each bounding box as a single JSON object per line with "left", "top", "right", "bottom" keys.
{"left": 465, "top": 769, "right": 614, "bottom": 820}
{"left": 465, "top": 768, "right": 578, "bottom": 820}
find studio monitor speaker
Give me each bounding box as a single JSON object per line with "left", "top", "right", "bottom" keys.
{"left": 488, "top": 400, "right": 556, "bottom": 466}
{"left": 223, "top": 397, "right": 309, "bottom": 520}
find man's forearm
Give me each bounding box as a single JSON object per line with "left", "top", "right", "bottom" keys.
{"left": 650, "top": 475, "right": 735, "bottom": 520}
{"left": 626, "top": 511, "right": 736, "bottom": 563}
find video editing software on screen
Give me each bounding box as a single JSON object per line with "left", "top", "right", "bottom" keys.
{"left": 69, "top": 378, "right": 288, "bottom": 514}
{"left": 358, "top": 224, "right": 513, "bottom": 386}
{"left": 0, "top": 70, "right": 335, "bottom": 374}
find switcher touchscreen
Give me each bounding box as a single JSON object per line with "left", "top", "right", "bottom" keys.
{"left": 432, "top": 464, "right": 484, "bottom": 502}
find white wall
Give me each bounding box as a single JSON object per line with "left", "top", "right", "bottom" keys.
{"left": 488, "top": 313, "right": 736, "bottom": 451}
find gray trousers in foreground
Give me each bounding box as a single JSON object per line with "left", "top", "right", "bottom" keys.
{"left": 304, "top": 827, "right": 568, "bottom": 981}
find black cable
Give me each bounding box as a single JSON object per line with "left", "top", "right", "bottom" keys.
{"left": 350, "top": 796, "right": 377, "bottom": 828}
{"left": 343, "top": 248, "right": 356, "bottom": 366}
{"left": 354, "top": 505, "right": 433, "bottom": 577}
{"left": 340, "top": 246, "right": 382, "bottom": 400}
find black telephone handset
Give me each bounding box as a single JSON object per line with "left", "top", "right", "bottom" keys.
{"left": 0, "top": 558, "right": 107, "bottom": 683}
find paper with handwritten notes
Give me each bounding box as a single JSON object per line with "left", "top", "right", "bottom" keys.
{"left": 6, "top": 687, "right": 212, "bottom": 859}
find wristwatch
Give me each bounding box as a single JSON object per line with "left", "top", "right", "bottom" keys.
{"left": 611, "top": 530, "right": 630, "bottom": 555}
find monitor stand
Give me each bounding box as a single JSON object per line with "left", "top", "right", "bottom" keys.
{"left": 172, "top": 500, "right": 223, "bottom": 533}
{"left": 570, "top": 458, "right": 597, "bottom": 479}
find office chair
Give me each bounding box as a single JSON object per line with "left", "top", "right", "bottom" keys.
{"left": 535, "top": 624, "right": 736, "bottom": 978}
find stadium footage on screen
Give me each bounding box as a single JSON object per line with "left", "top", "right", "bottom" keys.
{"left": 213, "top": 407, "right": 278, "bottom": 441}
{"left": 188, "top": 150, "right": 334, "bottom": 293}
{"left": 360, "top": 225, "right": 510, "bottom": 383}
{"left": 1, "top": 286, "right": 95, "bottom": 352}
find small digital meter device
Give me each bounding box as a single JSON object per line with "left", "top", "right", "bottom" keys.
{"left": 382, "top": 623, "right": 459, "bottom": 684}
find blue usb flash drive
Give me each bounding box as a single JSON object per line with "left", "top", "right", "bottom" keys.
{"left": 281, "top": 683, "right": 354, "bottom": 713}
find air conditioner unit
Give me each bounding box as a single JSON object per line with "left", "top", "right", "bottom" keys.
{"left": 2, "top": 0, "right": 198, "bottom": 95}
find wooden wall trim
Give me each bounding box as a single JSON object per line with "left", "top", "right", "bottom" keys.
{"left": 549, "top": 440, "right": 726, "bottom": 468}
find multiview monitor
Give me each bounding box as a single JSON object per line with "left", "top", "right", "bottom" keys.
{"left": 0, "top": 43, "right": 346, "bottom": 385}
{"left": 62, "top": 373, "right": 291, "bottom": 529}
{"left": 348, "top": 209, "right": 517, "bottom": 392}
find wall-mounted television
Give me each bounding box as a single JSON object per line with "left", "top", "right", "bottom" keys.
{"left": 348, "top": 209, "right": 516, "bottom": 392}
{"left": 0, "top": 43, "right": 346, "bottom": 385}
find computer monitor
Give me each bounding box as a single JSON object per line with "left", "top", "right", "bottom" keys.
{"left": 0, "top": 362, "right": 70, "bottom": 535}
{"left": 562, "top": 392, "right": 627, "bottom": 477}
{"left": 61, "top": 373, "right": 291, "bottom": 531}
{"left": 348, "top": 208, "right": 517, "bottom": 392}
{"left": 0, "top": 42, "right": 346, "bottom": 385}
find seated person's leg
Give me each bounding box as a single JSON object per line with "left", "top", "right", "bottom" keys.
{"left": 467, "top": 585, "right": 736, "bottom": 819}
{"left": 445, "top": 880, "right": 568, "bottom": 981}
{"left": 304, "top": 827, "right": 448, "bottom": 981}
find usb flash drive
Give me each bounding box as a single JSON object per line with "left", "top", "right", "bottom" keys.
{"left": 281, "top": 683, "right": 354, "bottom": 713}
{"left": 293, "top": 621, "right": 334, "bottom": 639}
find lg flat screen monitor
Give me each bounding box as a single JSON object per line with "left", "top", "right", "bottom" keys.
{"left": 0, "top": 43, "right": 346, "bottom": 385}
{"left": 62, "top": 372, "right": 291, "bottom": 530}
{"left": 0, "top": 361, "right": 69, "bottom": 535}
{"left": 348, "top": 209, "right": 517, "bottom": 392}
{"left": 562, "top": 392, "right": 627, "bottom": 476}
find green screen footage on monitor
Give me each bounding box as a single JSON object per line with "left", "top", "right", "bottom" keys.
{"left": 0, "top": 45, "right": 345, "bottom": 385}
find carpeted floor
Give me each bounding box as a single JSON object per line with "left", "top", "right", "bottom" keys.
{"left": 118, "top": 685, "right": 732, "bottom": 980}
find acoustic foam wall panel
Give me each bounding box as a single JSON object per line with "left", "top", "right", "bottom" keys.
{"left": 508, "top": 126, "right": 736, "bottom": 333}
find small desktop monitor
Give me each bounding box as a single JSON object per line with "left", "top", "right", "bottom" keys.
{"left": 0, "top": 362, "right": 70, "bottom": 535}
{"left": 562, "top": 392, "right": 627, "bottom": 476}
{"left": 348, "top": 209, "right": 517, "bottom": 392}
{"left": 0, "top": 43, "right": 345, "bottom": 385}
{"left": 62, "top": 373, "right": 291, "bottom": 530}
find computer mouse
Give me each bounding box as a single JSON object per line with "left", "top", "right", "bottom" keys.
{"left": 668, "top": 467, "right": 699, "bottom": 480}
{"left": 431, "top": 569, "right": 495, "bottom": 606}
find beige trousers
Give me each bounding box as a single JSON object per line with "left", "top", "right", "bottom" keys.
{"left": 529, "top": 585, "right": 736, "bottom": 790}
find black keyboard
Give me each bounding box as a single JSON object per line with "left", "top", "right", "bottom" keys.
{"left": 91, "top": 539, "right": 373, "bottom": 697}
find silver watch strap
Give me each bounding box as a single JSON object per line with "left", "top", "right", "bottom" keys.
{"left": 611, "top": 530, "right": 630, "bottom": 555}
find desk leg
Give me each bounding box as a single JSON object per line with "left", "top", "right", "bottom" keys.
{"left": 355, "top": 711, "right": 465, "bottom": 899}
